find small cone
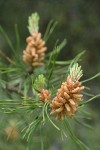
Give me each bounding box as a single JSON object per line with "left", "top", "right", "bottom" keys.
{"left": 38, "top": 89, "right": 51, "bottom": 103}
{"left": 23, "top": 32, "right": 47, "bottom": 67}
{"left": 5, "top": 126, "right": 19, "bottom": 140}
{"left": 50, "top": 75, "right": 84, "bottom": 120}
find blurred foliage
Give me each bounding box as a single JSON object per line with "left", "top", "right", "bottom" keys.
{"left": 0, "top": 0, "right": 100, "bottom": 150}
{"left": 0, "top": 0, "right": 100, "bottom": 75}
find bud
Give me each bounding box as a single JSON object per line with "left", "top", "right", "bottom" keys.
{"left": 28, "top": 12, "right": 40, "bottom": 34}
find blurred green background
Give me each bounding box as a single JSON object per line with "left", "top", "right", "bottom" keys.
{"left": 0, "top": 0, "right": 100, "bottom": 150}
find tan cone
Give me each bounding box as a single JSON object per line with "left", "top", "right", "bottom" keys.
{"left": 5, "top": 126, "right": 19, "bottom": 140}
{"left": 38, "top": 89, "right": 51, "bottom": 103}
{"left": 50, "top": 75, "right": 84, "bottom": 120}
{"left": 23, "top": 32, "right": 47, "bottom": 66}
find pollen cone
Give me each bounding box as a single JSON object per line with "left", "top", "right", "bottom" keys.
{"left": 50, "top": 75, "right": 84, "bottom": 120}
{"left": 38, "top": 89, "right": 51, "bottom": 103}
{"left": 5, "top": 126, "right": 19, "bottom": 140}
{"left": 23, "top": 32, "right": 47, "bottom": 67}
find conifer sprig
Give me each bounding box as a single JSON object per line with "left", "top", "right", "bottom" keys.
{"left": 0, "top": 12, "right": 100, "bottom": 150}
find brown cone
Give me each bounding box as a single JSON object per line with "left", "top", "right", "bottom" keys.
{"left": 38, "top": 89, "right": 51, "bottom": 103}
{"left": 50, "top": 75, "right": 84, "bottom": 120}
{"left": 5, "top": 126, "right": 19, "bottom": 140}
{"left": 23, "top": 32, "right": 47, "bottom": 66}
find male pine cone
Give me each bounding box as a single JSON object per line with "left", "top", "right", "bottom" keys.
{"left": 38, "top": 89, "right": 51, "bottom": 103}
{"left": 23, "top": 32, "right": 47, "bottom": 66}
{"left": 50, "top": 75, "right": 84, "bottom": 120}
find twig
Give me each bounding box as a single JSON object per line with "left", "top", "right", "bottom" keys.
{"left": 6, "top": 85, "right": 24, "bottom": 96}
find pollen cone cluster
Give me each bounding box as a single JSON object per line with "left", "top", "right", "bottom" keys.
{"left": 23, "top": 32, "right": 47, "bottom": 67}
{"left": 50, "top": 75, "right": 84, "bottom": 120}
{"left": 38, "top": 89, "right": 51, "bottom": 103}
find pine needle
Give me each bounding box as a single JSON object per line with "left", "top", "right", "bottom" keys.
{"left": 82, "top": 72, "right": 100, "bottom": 83}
